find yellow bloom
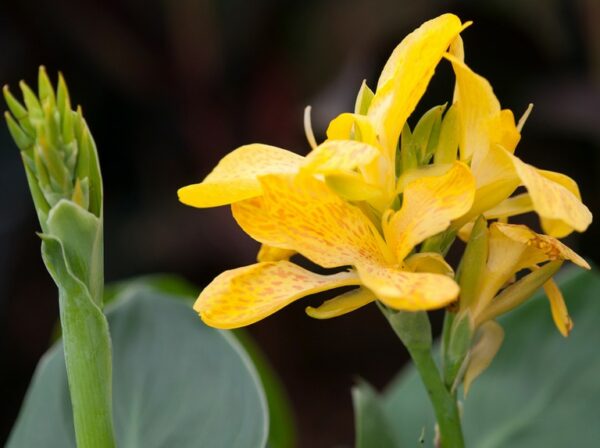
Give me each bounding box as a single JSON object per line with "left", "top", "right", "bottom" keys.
{"left": 445, "top": 38, "right": 592, "bottom": 237}
{"left": 197, "top": 163, "right": 474, "bottom": 328}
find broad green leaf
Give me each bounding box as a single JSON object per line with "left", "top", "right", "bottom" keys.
{"left": 380, "top": 267, "right": 600, "bottom": 447}
{"left": 7, "top": 286, "right": 269, "bottom": 448}
{"left": 352, "top": 380, "right": 396, "bottom": 448}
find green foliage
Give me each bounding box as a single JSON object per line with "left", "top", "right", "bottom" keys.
{"left": 7, "top": 286, "right": 269, "bottom": 448}
{"left": 360, "top": 267, "right": 600, "bottom": 447}
{"left": 352, "top": 380, "right": 396, "bottom": 448}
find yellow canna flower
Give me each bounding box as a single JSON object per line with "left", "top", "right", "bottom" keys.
{"left": 445, "top": 37, "right": 592, "bottom": 237}
{"left": 196, "top": 163, "right": 474, "bottom": 329}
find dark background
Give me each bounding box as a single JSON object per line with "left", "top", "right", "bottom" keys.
{"left": 1, "top": 0, "right": 598, "bottom": 446}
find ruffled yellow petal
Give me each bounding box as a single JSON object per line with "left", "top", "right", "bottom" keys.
{"left": 463, "top": 320, "right": 504, "bottom": 396}
{"left": 358, "top": 265, "right": 459, "bottom": 311}
{"left": 494, "top": 223, "right": 590, "bottom": 270}
{"left": 368, "top": 14, "right": 463, "bottom": 156}
{"left": 232, "top": 174, "right": 392, "bottom": 269}
{"left": 195, "top": 261, "right": 360, "bottom": 329}
{"left": 306, "top": 287, "right": 375, "bottom": 319}
{"left": 257, "top": 244, "right": 296, "bottom": 262}
{"left": 303, "top": 140, "right": 380, "bottom": 174}
{"left": 384, "top": 162, "right": 475, "bottom": 261}
{"left": 543, "top": 278, "right": 573, "bottom": 337}
{"left": 178, "top": 144, "right": 303, "bottom": 208}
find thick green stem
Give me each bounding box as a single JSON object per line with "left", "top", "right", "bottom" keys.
{"left": 408, "top": 345, "right": 464, "bottom": 448}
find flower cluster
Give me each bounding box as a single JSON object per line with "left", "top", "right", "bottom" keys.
{"left": 178, "top": 12, "right": 591, "bottom": 361}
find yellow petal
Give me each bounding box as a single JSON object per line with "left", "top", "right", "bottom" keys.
{"left": 326, "top": 113, "right": 379, "bottom": 147}
{"left": 306, "top": 287, "right": 375, "bottom": 319}
{"left": 484, "top": 193, "right": 533, "bottom": 220}
{"left": 404, "top": 252, "right": 455, "bottom": 277}
{"left": 195, "top": 261, "right": 360, "bottom": 329}
{"left": 507, "top": 154, "right": 593, "bottom": 235}
{"left": 358, "top": 265, "right": 460, "bottom": 311}
{"left": 303, "top": 140, "right": 380, "bottom": 174}
{"left": 384, "top": 162, "right": 475, "bottom": 261}
{"left": 445, "top": 54, "right": 520, "bottom": 166}
{"left": 369, "top": 14, "right": 463, "bottom": 156}
{"left": 257, "top": 244, "right": 296, "bottom": 262}
{"left": 232, "top": 174, "right": 392, "bottom": 269}
{"left": 543, "top": 278, "right": 573, "bottom": 337}
{"left": 536, "top": 169, "right": 588, "bottom": 237}
{"left": 463, "top": 320, "right": 504, "bottom": 396}
{"left": 494, "top": 223, "right": 590, "bottom": 270}
{"left": 178, "top": 144, "right": 303, "bottom": 208}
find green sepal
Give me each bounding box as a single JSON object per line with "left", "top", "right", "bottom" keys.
{"left": 46, "top": 200, "right": 103, "bottom": 306}
{"left": 434, "top": 104, "right": 460, "bottom": 164}
{"left": 38, "top": 66, "right": 56, "bottom": 108}
{"left": 412, "top": 104, "right": 445, "bottom": 165}
{"left": 19, "top": 80, "right": 43, "bottom": 122}
{"left": 4, "top": 111, "right": 33, "bottom": 151}
{"left": 398, "top": 123, "right": 417, "bottom": 175}
{"left": 443, "top": 312, "right": 474, "bottom": 389}
{"left": 354, "top": 80, "right": 375, "bottom": 115}
{"left": 457, "top": 216, "right": 488, "bottom": 311}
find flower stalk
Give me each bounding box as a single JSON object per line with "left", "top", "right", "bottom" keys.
{"left": 4, "top": 68, "right": 115, "bottom": 448}
{"left": 381, "top": 306, "right": 464, "bottom": 447}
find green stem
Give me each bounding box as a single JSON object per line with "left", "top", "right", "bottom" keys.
{"left": 407, "top": 345, "right": 464, "bottom": 448}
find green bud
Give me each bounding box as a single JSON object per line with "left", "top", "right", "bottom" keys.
{"left": 4, "top": 67, "right": 102, "bottom": 220}
{"left": 457, "top": 216, "right": 488, "bottom": 311}
{"left": 434, "top": 104, "right": 460, "bottom": 164}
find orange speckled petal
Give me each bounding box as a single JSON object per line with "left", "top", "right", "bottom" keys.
{"left": 358, "top": 264, "right": 459, "bottom": 311}
{"left": 232, "top": 174, "right": 391, "bottom": 269}
{"left": 543, "top": 278, "right": 573, "bottom": 337}
{"left": 369, "top": 14, "right": 463, "bottom": 156}
{"left": 385, "top": 162, "right": 475, "bottom": 261}
{"left": 178, "top": 144, "right": 303, "bottom": 208}
{"left": 195, "top": 261, "right": 360, "bottom": 329}
{"left": 508, "top": 154, "right": 593, "bottom": 234}
{"left": 493, "top": 223, "right": 590, "bottom": 270}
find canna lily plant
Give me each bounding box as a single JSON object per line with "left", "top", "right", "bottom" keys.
{"left": 179, "top": 13, "right": 592, "bottom": 447}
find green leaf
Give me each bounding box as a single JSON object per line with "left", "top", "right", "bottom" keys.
{"left": 7, "top": 286, "right": 269, "bottom": 448}
{"left": 352, "top": 380, "right": 396, "bottom": 448}
{"left": 380, "top": 267, "right": 600, "bottom": 447}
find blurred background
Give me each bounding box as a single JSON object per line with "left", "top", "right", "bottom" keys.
{"left": 1, "top": 0, "right": 598, "bottom": 446}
